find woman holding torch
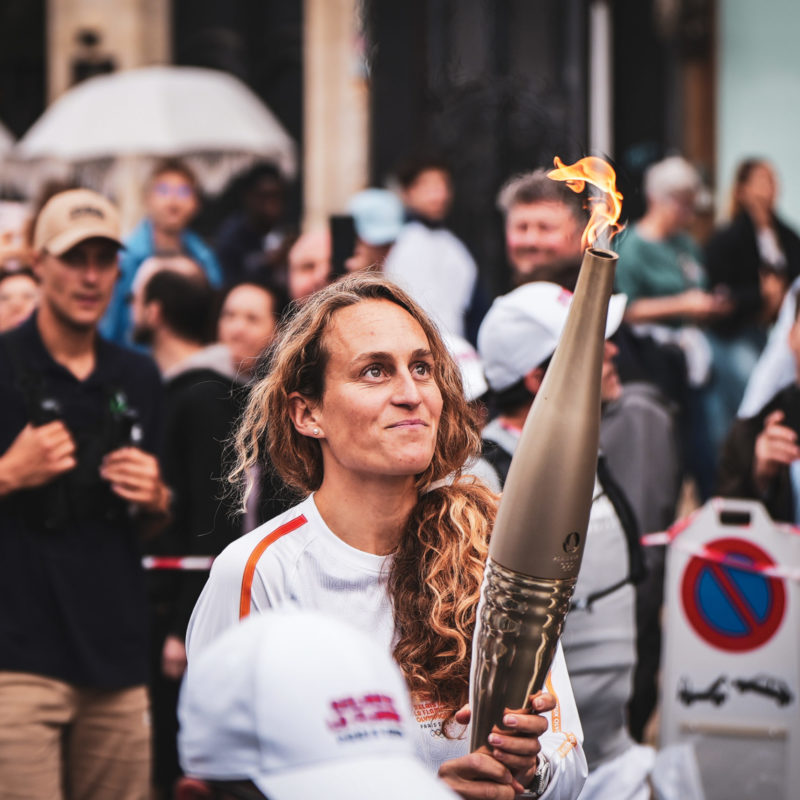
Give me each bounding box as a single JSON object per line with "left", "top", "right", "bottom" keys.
{"left": 186, "top": 272, "right": 587, "bottom": 799}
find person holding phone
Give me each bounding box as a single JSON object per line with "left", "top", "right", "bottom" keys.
{"left": 718, "top": 299, "right": 800, "bottom": 521}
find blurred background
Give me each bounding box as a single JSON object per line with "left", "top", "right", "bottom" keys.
{"left": 0, "top": 0, "right": 796, "bottom": 297}
{"left": 2, "top": 6, "right": 799, "bottom": 799}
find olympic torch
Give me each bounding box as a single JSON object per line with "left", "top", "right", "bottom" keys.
{"left": 469, "top": 157, "right": 623, "bottom": 752}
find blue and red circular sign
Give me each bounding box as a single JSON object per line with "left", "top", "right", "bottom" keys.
{"left": 681, "top": 537, "right": 786, "bottom": 652}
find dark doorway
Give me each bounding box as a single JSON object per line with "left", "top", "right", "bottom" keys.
{"left": 367, "top": 0, "right": 588, "bottom": 297}
{"left": 0, "top": 0, "right": 46, "bottom": 141}
{"left": 172, "top": 0, "right": 303, "bottom": 233}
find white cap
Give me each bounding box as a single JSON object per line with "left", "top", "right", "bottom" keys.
{"left": 348, "top": 189, "right": 404, "bottom": 245}
{"left": 443, "top": 332, "right": 489, "bottom": 402}
{"left": 478, "top": 281, "right": 627, "bottom": 392}
{"left": 179, "top": 610, "right": 458, "bottom": 800}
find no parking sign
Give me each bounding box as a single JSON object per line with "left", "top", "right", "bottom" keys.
{"left": 681, "top": 537, "right": 786, "bottom": 653}
{"left": 660, "top": 499, "right": 800, "bottom": 800}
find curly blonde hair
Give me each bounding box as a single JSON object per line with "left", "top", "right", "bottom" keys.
{"left": 229, "top": 273, "right": 496, "bottom": 728}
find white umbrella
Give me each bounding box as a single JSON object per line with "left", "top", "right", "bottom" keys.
{"left": 6, "top": 65, "right": 297, "bottom": 202}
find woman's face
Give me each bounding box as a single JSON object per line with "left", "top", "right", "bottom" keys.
{"left": 0, "top": 273, "right": 39, "bottom": 332}
{"left": 403, "top": 169, "right": 452, "bottom": 222}
{"left": 218, "top": 285, "right": 277, "bottom": 376}
{"left": 740, "top": 163, "right": 777, "bottom": 211}
{"left": 306, "top": 299, "right": 443, "bottom": 482}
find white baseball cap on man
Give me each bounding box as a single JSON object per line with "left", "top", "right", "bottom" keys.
{"left": 178, "top": 610, "right": 458, "bottom": 800}
{"left": 478, "top": 281, "right": 627, "bottom": 392}
{"left": 443, "top": 331, "right": 489, "bottom": 402}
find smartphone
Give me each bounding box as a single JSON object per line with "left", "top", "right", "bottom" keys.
{"left": 329, "top": 214, "right": 357, "bottom": 277}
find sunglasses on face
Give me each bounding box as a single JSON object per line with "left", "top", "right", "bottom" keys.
{"left": 153, "top": 183, "right": 194, "bottom": 200}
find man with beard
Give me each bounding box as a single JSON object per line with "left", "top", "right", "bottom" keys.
{"left": 495, "top": 169, "right": 683, "bottom": 743}
{"left": 496, "top": 170, "right": 682, "bottom": 529}
{"left": 498, "top": 169, "right": 585, "bottom": 290}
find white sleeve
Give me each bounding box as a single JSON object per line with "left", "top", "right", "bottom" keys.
{"left": 537, "top": 643, "right": 589, "bottom": 800}
{"left": 185, "top": 540, "right": 281, "bottom": 664}
{"left": 738, "top": 278, "right": 798, "bottom": 417}
{"left": 185, "top": 547, "right": 246, "bottom": 663}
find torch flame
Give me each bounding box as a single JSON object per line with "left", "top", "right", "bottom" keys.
{"left": 547, "top": 156, "right": 623, "bottom": 250}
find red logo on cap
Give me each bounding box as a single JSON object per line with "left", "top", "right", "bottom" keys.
{"left": 327, "top": 694, "right": 402, "bottom": 730}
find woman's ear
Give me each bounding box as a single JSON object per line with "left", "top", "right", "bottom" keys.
{"left": 288, "top": 391, "right": 324, "bottom": 439}
{"left": 143, "top": 299, "right": 162, "bottom": 328}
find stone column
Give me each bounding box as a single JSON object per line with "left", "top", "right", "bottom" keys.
{"left": 588, "top": 0, "right": 613, "bottom": 158}
{"left": 303, "top": 0, "right": 369, "bottom": 230}
{"left": 45, "top": 0, "right": 170, "bottom": 228}
{"left": 47, "top": 0, "right": 170, "bottom": 102}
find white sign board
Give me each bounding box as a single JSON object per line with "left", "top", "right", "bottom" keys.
{"left": 660, "top": 498, "right": 800, "bottom": 800}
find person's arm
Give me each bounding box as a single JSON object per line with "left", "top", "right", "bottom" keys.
{"left": 717, "top": 418, "right": 758, "bottom": 499}
{"left": 439, "top": 693, "right": 557, "bottom": 798}
{"left": 0, "top": 421, "right": 76, "bottom": 496}
{"left": 751, "top": 410, "right": 800, "bottom": 495}
{"left": 100, "top": 446, "right": 171, "bottom": 539}
{"left": 184, "top": 533, "right": 268, "bottom": 663}
{"left": 185, "top": 549, "right": 241, "bottom": 663}
{"left": 100, "top": 355, "right": 171, "bottom": 534}
{"left": 623, "top": 289, "right": 732, "bottom": 325}
{"left": 439, "top": 645, "right": 587, "bottom": 800}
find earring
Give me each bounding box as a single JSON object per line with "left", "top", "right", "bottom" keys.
{"left": 313, "top": 428, "right": 320, "bottom": 436}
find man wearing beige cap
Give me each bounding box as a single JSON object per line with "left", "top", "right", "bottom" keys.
{"left": 0, "top": 189, "right": 169, "bottom": 799}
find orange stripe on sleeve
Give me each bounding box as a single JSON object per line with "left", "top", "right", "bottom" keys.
{"left": 238, "top": 515, "right": 307, "bottom": 619}
{"left": 545, "top": 671, "right": 578, "bottom": 758}
{"left": 545, "top": 672, "right": 562, "bottom": 733}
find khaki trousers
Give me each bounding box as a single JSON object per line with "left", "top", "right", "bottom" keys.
{"left": 0, "top": 672, "right": 151, "bottom": 800}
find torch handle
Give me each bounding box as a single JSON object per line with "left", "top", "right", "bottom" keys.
{"left": 469, "top": 559, "right": 577, "bottom": 752}
{"left": 469, "top": 248, "right": 618, "bottom": 752}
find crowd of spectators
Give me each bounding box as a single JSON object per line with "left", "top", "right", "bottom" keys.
{"left": 1, "top": 150, "right": 798, "bottom": 800}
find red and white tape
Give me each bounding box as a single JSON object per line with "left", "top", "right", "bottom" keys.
{"left": 639, "top": 512, "right": 800, "bottom": 583}
{"left": 142, "top": 510, "right": 800, "bottom": 582}
{"left": 142, "top": 556, "right": 214, "bottom": 571}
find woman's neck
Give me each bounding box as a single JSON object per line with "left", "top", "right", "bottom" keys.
{"left": 314, "top": 471, "right": 418, "bottom": 556}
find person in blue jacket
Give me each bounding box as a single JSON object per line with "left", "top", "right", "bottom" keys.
{"left": 101, "top": 158, "right": 222, "bottom": 345}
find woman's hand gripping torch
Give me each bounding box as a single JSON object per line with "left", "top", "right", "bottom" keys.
{"left": 469, "top": 157, "right": 624, "bottom": 756}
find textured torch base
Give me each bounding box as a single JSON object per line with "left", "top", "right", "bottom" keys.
{"left": 469, "top": 558, "right": 577, "bottom": 752}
